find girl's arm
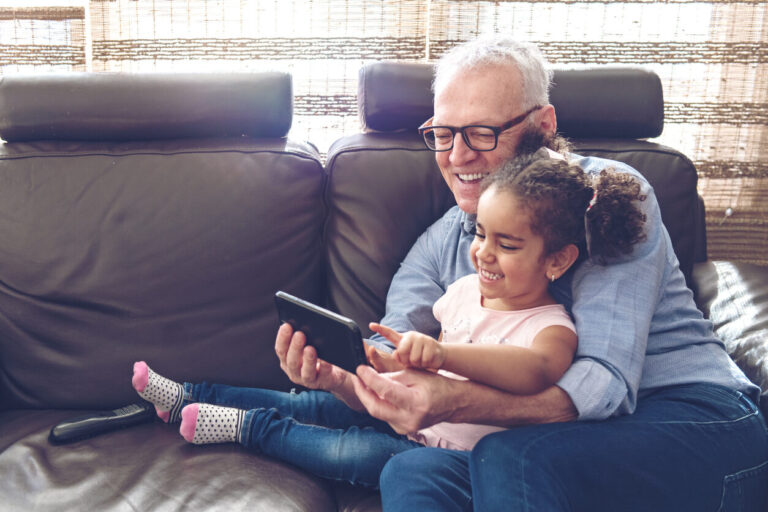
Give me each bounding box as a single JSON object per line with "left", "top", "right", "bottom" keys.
{"left": 370, "top": 322, "right": 577, "bottom": 395}
{"left": 439, "top": 326, "right": 577, "bottom": 394}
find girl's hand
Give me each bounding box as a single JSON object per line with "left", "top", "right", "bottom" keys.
{"left": 369, "top": 323, "right": 445, "bottom": 370}
{"left": 365, "top": 343, "right": 406, "bottom": 373}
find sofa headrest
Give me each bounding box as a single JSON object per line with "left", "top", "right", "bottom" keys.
{"left": 0, "top": 72, "right": 293, "bottom": 142}
{"left": 358, "top": 62, "right": 663, "bottom": 139}
{"left": 358, "top": 62, "right": 435, "bottom": 134}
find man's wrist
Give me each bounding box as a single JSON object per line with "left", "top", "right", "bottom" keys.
{"left": 330, "top": 371, "right": 365, "bottom": 411}
{"left": 440, "top": 379, "right": 578, "bottom": 427}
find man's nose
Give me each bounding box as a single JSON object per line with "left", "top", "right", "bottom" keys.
{"left": 449, "top": 131, "right": 477, "bottom": 165}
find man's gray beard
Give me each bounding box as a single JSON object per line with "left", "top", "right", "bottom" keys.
{"left": 478, "top": 128, "right": 571, "bottom": 194}
{"left": 514, "top": 127, "right": 570, "bottom": 158}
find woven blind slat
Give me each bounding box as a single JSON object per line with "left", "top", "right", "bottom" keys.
{"left": 0, "top": 7, "right": 86, "bottom": 71}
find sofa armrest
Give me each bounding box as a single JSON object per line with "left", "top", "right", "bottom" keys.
{"left": 692, "top": 261, "right": 768, "bottom": 416}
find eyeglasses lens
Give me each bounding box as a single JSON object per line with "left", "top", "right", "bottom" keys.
{"left": 465, "top": 127, "right": 496, "bottom": 150}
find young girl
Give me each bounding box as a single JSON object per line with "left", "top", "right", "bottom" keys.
{"left": 132, "top": 152, "right": 646, "bottom": 488}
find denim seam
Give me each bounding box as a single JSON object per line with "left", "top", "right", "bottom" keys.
{"left": 628, "top": 409, "right": 757, "bottom": 427}
{"left": 240, "top": 409, "right": 255, "bottom": 446}
{"left": 717, "top": 459, "right": 768, "bottom": 512}
{"left": 183, "top": 381, "right": 194, "bottom": 402}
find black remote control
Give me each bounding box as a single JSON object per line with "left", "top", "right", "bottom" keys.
{"left": 48, "top": 401, "right": 156, "bottom": 444}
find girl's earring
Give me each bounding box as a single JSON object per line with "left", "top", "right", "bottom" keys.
{"left": 550, "top": 274, "right": 556, "bottom": 282}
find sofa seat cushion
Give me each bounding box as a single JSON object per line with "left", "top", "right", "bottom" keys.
{"left": 0, "top": 409, "right": 341, "bottom": 511}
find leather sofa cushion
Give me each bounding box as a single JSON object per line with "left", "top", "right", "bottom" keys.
{"left": 0, "top": 138, "right": 324, "bottom": 410}
{"left": 0, "top": 409, "right": 340, "bottom": 511}
{"left": 324, "top": 132, "right": 454, "bottom": 334}
{"left": 693, "top": 261, "right": 768, "bottom": 416}
{"left": 569, "top": 140, "right": 701, "bottom": 285}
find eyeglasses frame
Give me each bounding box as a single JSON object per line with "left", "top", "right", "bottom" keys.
{"left": 417, "top": 105, "right": 543, "bottom": 152}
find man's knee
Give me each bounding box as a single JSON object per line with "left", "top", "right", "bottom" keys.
{"left": 472, "top": 427, "right": 563, "bottom": 473}
{"left": 471, "top": 428, "right": 573, "bottom": 510}
{"left": 381, "top": 448, "right": 472, "bottom": 511}
{"left": 380, "top": 450, "right": 410, "bottom": 492}
{"left": 381, "top": 448, "right": 440, "bottom": 490}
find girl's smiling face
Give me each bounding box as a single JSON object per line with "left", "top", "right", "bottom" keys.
{"left": 470, "top": 186, "right": 558, "bottom": 311}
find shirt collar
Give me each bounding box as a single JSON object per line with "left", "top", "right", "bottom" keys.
{"left": 460, "top": 210, "right": 477, "bottom": 235}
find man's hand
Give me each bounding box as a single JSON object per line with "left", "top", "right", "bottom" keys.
{"left": 352, "top": 365, "right": 456, "bottom": 434}
{"left": 353, "top": 364, "right": 580, "bottom": 434}
{"left": 370, "top": 322, "right": 445, "bottom": 370}
{"left": 274, "top": 322, "right": 348, "bottom": 392}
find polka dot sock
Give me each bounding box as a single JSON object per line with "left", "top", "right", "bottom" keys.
{"left": 180, "top": 403, "right": 246, "bottom": 445}
{"left": 132, "top": 361, "right": 185, "bottom": 423}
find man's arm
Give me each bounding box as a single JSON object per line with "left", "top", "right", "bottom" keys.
{"left": 370, "top": 207, "right": 472, "bottom": 347}
{"left": 556, "top": 162, "right": 666, "bottom": 419}
{"left": 353, "top": 366, "right": 577, "bottom": 434}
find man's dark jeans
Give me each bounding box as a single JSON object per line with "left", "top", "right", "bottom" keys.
{"left": 380, "top": 383, "right": 768, "bottom": 511}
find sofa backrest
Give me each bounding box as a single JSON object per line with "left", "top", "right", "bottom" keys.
{"left": 325, "top": 62, "right": 705, "bottom": 336}
{"left": 0, "top": 73, "right": 325, "bottom": 410}
{"left": 0, "top": 66, "right": 707, "bottom": 411}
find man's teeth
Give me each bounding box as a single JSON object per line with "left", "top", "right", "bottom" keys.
{"left": 458, "top": 173, "right": 485, "bottom": 182}
{"left": 479, "top": 268, "right": 503, "bottom": 280}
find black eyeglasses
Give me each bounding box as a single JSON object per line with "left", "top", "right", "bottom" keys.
{"left": 418, "top": 106, "right": 542, "bottom": 152}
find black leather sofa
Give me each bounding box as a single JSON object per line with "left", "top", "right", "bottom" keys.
{"left": 0, "top": 64, "right": 765, "bottom": 511}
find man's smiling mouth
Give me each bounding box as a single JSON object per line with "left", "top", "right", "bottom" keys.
{"left": 457, "top": 173, "right": 486, "bottom": 183}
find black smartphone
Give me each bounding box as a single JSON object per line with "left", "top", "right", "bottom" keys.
{"left": 274, "top": 291, "right": 369, "bottom": 373}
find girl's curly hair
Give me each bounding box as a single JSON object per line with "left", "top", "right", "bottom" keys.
{"left": 481, "top": 155, "right": 647, "bottom": 264}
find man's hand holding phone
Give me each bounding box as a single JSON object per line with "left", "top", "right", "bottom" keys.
{"left": 274, "top": 322, "right": 366, "bottom": 410}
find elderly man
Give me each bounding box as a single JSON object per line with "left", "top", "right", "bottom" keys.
{"left": 276, "top": 36, "right": 767, "bottom": 511}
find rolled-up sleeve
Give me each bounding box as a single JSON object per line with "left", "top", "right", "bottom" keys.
{"left": 558, "top": 180, "right": 669, "bottom": 420}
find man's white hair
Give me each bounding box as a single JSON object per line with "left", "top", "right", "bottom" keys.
{"left": 433, "top": 35, "right": 553, "bottom": 111}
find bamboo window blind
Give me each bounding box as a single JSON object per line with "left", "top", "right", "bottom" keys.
{"left": 1, "top": 0, "right": 766, "bottom": 265}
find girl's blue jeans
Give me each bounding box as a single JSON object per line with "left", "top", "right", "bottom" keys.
{"left": 182, "top": 382, "right": 422, "bottom": 488}
{"left": 379, "top": 383, "right": 768, "bottom": 511}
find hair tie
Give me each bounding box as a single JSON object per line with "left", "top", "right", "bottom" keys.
{"left": 586, "top": 190, "right": 598, "bottom": 212}
{"left": 584, "top": 188, "right": 596, "bottom": 258}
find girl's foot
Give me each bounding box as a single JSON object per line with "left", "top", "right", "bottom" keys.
{"left": 180, "top": 403, "right": 246, "bottom": 445}
{"left": 132, "top": 361, "right": 185, "bottom": 423}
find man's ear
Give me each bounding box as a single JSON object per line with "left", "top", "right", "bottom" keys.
{"left": 547, "top": 243, "right": 579, "bottom": 280}
{"left": 536, "top": 104, "right": 557, "bottom": 137}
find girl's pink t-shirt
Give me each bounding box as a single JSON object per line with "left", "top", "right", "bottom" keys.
{"left": 408, "top": 273, "right": 575, "bottom": 451}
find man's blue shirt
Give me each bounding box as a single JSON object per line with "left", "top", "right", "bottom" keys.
{"left": 371, "top": 154, "right": 759, "bottom": 420}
